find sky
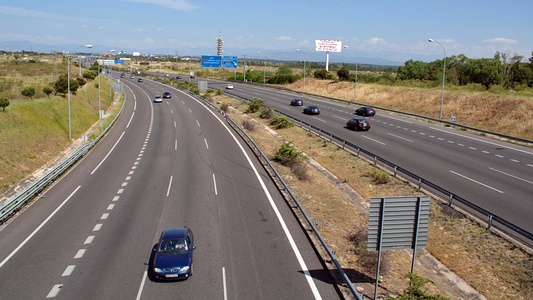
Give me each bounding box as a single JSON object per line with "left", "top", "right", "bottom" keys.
{"left": 1, "top": 0, "right": 532, "bottom": 63}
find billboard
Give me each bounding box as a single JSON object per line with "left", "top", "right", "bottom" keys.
{"left": 201, "top": 55, "right": 222, "bottom": 68}
{"left": 315, "top": 40, "right": 342, "bottom": 52}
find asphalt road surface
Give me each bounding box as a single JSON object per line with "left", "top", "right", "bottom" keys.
{"left": 0, "top": 76, "right": 342, "bottom": 299}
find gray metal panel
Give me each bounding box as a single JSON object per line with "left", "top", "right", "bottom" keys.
{"left": 367, "top": 196, "right": 430, "bottom": 250}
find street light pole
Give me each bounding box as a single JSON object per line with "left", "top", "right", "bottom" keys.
{"left": 296, "top": 49, "right": 306, "bottom": 90}
{"left": 68, "top": 44, "right": 92, "bottom": 140}
{"left": 428, "top": 39, "right": 446, "bottom": 119}
{"left": 344, "top": 46, "right": 358, "bottom": 103}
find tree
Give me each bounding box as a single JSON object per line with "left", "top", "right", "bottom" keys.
{"left": 54, "top": 75, "right": 79, "bottom": 95}
{"left": 21, "top": 87, "right": 36, "bottom": 100}
{"left": 276, "top": 64, "right": 293, "bottom": 75}
{"left": 0, "top": 97, "right": 10, "bottom": 112}
{"left": 76, "top": 77, "right": 87, "bottom": 87}
{"left": 337, "top": 66, "right": 351, "bottom": 81}
{"left": 43, "top": 87, "right": 53, "bottom": 98}
{"left": 83, "top": 70, "right": 97, "bottom": 81}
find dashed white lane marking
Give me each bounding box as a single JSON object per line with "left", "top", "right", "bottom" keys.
{"left": 213, "top": 174, "right": 218, "bottom": 196}
{"left": 450, "top": 170, "right": 503, "bottom": 193}
{"left": 113, "top": 196, "right": 120, "bottom": 202}
{"left": 62, "top": 265, "right": 75, "bottom": 276}
{"left": 93, "top": 224, "right": 102, "bottom": 231}
{"left": 107, "top": 204, "right": 115, "bottom": 210}
{"left": 101, "top": 213, "right": 109, "bottom": 220}
{"left": 196, "top": 120, "right": 201, "bottom": 127}
{"left": 117, "top": 189, "right": 124, "bottom": 194}
{"left": 46, "top": 284, "right": 63, "bottom": 298}
{"left": 74, "top": 249, "right": 86, "bottom": 259}
{"left": 489, "top": 167, "right": 533, "bottom": 184}
{"left": 166, "top": 176, "right": 173, "bottom": 197}
{"left": 84, "top": 236, "right": 95, "bottom": 244}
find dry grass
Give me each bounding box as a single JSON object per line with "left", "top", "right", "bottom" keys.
{"left": 214, "top": 91, "right": 532, "bottom": 299}
{"left": 287, "top": 78, "right": 533, "bottom": 140}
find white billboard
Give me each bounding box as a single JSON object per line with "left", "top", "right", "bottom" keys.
{"left": 315, "top": 40, "right": 342, "bottom": 52}
{"left": 132, "top": 52, "right": 142, "bottom": 57}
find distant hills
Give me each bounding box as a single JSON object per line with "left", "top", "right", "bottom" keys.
{"left": 0, "top": 40, "right": 441, "bottom": 67}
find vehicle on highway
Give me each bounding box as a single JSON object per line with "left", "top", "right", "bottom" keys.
{"left": 154, "top": 95, "right": 163, "bottom": 103}
{"left": 152, "top": 227, "right": 195, "bottom": 280}
{"left": 303, "top": 105, "right": 320, "bottom": 115}
{"left": 162, "top": 91, "right": 171, "bottom": 99}
{"left": 346, "top": 117, "right": 371, "bottom": 131}
{"left": 290, "top": 98, "right": 303, "bottom": 106}
{"left": 130, "top": 75, "right": 135, "bottom": 79}
{"left": 137, "top": 78, "right": 143, "bottom": 82}
{"left": 355, "top": 106, "right": 376, "bottom": 116}
{"left": 120, "top": 73, "right": 125, "bottom": 78}
{"left": 176, "top": 75, "right": 182, "bottom": 79}
{"left": 226, "top": 84, "right": 234, "bottom": 89}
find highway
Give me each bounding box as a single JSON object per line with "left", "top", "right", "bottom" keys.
{"left": 0, "top": 76, "right": 341, "bottom": 299}
{"left": 209, "top": 79, "right": 533, "bottom": 235}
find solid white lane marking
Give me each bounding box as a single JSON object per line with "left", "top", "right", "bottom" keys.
{"left": 127, "top": 111, "right": 135, "bottom": 128}
{"left": 388, "top": 133, "right": 413, "bottom": 143}
{"left": 46, "top": 284, "right": 63, "bottom": 298}
{"left": 0, "top": 186, "right": 81, "bottom": 269}
{"left": 450, "top": 170, "right": 503, "bottom": 193}
{"left": 62, "top": 265, "right": 75, "bottom": 276}
{"left": 91, "top": 131, "right": 126, "bottom": 174}
{"left": 166, "top": 176, "right": 173, "bottom": 197}
{"left": 186, "top": 91, "right": 323, "bottom": 299}
{"left": 213, "top": 174, "right": 218, "bottom": 196}
{"left": 74, "top": 249, "right": 86, "bottom": 259}
{"left": 84, "top": 236, "right": 95, "bottom": 244}
{"left": 93, "top": 224, "right": 102, "bottom": 231}
{"left": 489, "top": 167, "right": 533, "bottom": 184}
{"left": 222, "top": 267, "right": 228, "bottom": 300}
{"left": 135, "top": 271, "right": 148, "bottom": 300}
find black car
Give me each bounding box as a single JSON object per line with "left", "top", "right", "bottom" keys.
{"left": 162, "top": 91, "right": 171, "bottom": 99}
{"left": 355, "top": 106, "right": 376, "bottom": 116}
{"left": 346, "top": 118, "right": 371, "bottom": 131}
{"left": 152, "top": 227, "right": 195, "bottom": 280}
{"left": 176, "top": 76, "right": 182, "bottom": 79}
{"left": 137, "top": 78, "right": 143, "bottom": 82}
{"left": 290, "top": 98, "right": 303, "bottom": 106}
{"left": 303, "top": 105, "right": 320, "bottom": 115}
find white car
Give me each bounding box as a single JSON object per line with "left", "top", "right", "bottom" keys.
{"left": 226, "top": 84, "right": 234, "bottom": 89}
{"left": 154, "top": 95, "right": 163, "bottom": 103}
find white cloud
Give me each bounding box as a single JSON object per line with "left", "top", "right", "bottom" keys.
{"left": 125, "top": 0, "right": 198, "bottom": 11}
{"left": 483, "top": 38, "right": 518, "bottom": 44}
{"left": 276, "top": 36, "right": 293, "bottom": 41}
{"left": 365, "top": 37, "right": 387, "bottom": 45}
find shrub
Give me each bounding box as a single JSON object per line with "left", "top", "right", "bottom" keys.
{"left": 270, "top": 116, "right": 293, "bottom": 129}
{"left": 242, "top": 119, "right": 256, "bottom": 132}
{"left": 246, "top": 98, "right": 265, "bottom": 113}
{"left": 387, "top": 273, "right": 449, "bottom": 300}
{"left": 220, "top": 102, "right": 229, "bottom": 113}
{"left": 371, "top": 169, "right": 390, "bottom": 184}
{"left": 259, "top": 107, "right": 274, "bottom": 119}
{"left": 43, "top": 87, "right": 53, "bottom": 97}
{"left": 274, "top": 142, "right": 301, "bottom": 167}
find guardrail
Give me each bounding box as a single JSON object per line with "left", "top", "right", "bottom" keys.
{"left": 252, "top": 82, "right": 533, "bottom": 147}
{"left": 0, "top": 82, "right": 125, "bottom": 225}
{"left": 177, "top": 89, "right": 363, "bottom": 299}
{"left": 232, "top": 92, "right": 533, "bottom": 248}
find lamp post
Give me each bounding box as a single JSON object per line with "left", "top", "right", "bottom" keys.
{"left": 343, "top": 45, "right": 358, "bottom": 103}
{"left": 258, "top": 51, "right": 266, "bottom": 84}
{"left": 68, "top": 44, "right": 92, "bottom": 140}
{"left": 428, "top": 39, "right": 446, "bottom": 119}
{"left": 296, "top": 49, "right": 306, "bottom": 90}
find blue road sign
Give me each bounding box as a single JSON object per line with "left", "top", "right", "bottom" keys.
{"left": 201, "top": 55, "right": 222, "bottom": 68}
{"left": 223, "top": 56, "right": 238, "bottom": 69}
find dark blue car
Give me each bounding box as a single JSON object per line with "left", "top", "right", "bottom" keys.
{"left": 152, "top": 227, "right": 195, "bottom": 280}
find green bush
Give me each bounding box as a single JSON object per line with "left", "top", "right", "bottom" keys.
{"left": 21, "top": 87, "right": 36, "bottom": 100}
{"left": 270, "top": 115, "right": 293, "bottom": 129}
{"left": 246, "top": 98, "right": 265, "bottom": 113}
{"left": 371, "top": 169, "right": 390, "bottom": 184}
{"left": 259, "top": 107, "right": 274, "bottom": 119}
{"left": 387, "top": 273, "right": 449, "bottom": 300}
{"left": 274, "top": 142, "right": 301, "bottom": 167}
